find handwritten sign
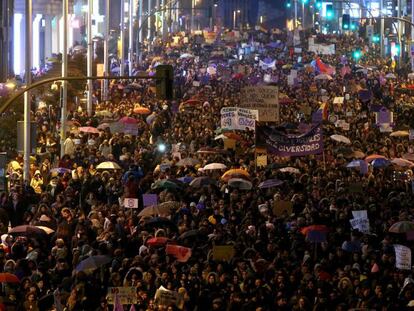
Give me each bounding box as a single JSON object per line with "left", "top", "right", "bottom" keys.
{"left": 106, "top": 287, "right": 137, "bottom": 305}
{"left": 239, "top": 86, "right": 279, "bottom": 122}
{"left": 220, "top": 107, "right": 258, "bottom": 131}
{"left": 394, "top": 244, "right": 412, "bottom": 270}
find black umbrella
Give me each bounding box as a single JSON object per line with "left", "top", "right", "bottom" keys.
{"left": 145, "top": 217, "right": 178, "bottom": 232}
{"left": 178, "top": 229, "right": 203, "bottom": 240}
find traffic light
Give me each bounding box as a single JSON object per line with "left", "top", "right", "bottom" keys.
{"left": 326, "top": 4, "right": 333, "bottom": 19}
{"left": 342, "top": 14, "right": 350, "bottom": 30}
{"left": 301, "top": 0, "right": 308, "bottom": 4}
{"left": 372, "top": 35, "right": 380, "bottom": 43}
{"left": 286, "top": 1, "right": 292, "bottom": 8}
{"left": 350, "top": 22, "right": 358, "bottom": 31}
{"left": 156, "top": 65, "right": 174, "bottom": 100}
{"left": 315, "top": 0, "right": 322, "bottom": 9}
{"left": 353, "top": 50, "right": 361, "bottom": 60}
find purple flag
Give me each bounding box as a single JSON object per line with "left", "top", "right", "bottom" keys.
{"left": 143, "top": 194, "right": 158, "bottom": 207}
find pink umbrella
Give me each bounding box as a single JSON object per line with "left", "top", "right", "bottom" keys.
{"left": 79, "top": 126, "right": 100, "bottom": 134}
{"left": 119, "top": 117, "right": 137, "bottom": 124}
{"left": 391, "top": 158, "right": 414, "bottom": 167}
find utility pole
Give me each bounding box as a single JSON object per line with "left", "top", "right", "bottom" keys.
{"left": 128, "top": 0, "right": 134, "bottom": 76}
{"left": 138, "top": 0, "right": 143, "bottom": 64}
{"left": 87, "top": 0, "right": 93, "bottom": 116}
{"left": 294, "top": 0, "right": 298, "bottom": 29}
{"left": 380, "top": 0, "right": 384, "bottom": 57}
{"left": 60, "top": 0, "right": 68, "bottom": 158}
{"left": 23, "top": 0, "right": 32, "bottom": 181}
{"left": 148, "top": 0, "right": 152, "bottom": 41}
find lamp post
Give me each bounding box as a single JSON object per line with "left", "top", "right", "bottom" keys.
{"left": 191, "top": 0, "right": 195, "bottom": 32}
{"left": 148, "top": 0, "right": 152, "bottom": 41}
{"left": 120, "top": 0, "right": 125, "bottom": 76}
{"left": 60, "top": 0, "right": 68, "bottom": 158}
{"left": 87, "top": 0, "right": 93, "bottom": 116}
{"left": 103, "top": 0, "right": 109, "bottom": 101}
{"left": 128, "top": 0, "right": 134, "bottom": 76}
{"left": 23, "top": 0, "right": 32, "bottom": 181}
{"left": 233, "top": 10, "right": 236, "bottom": 29}
{"left": 380, "top": 0, "right": 384, "bottom": 57}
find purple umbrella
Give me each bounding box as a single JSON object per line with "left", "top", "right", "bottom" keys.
{"left": 258, "top": 179, "right": 284, "bottom": 189}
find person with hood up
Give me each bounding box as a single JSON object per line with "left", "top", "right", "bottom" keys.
{"left": 29, "top": 170, "right": 43, "bottom": 194}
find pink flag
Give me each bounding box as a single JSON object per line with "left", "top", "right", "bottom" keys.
{"left": 129, "top": 305, "right": 136, "bottom": 311}
{"left": 113, "top": 294, "right": 124, "bottom": 311}
{"left": 166, "top": 244, "right": 192, "bottom": 262}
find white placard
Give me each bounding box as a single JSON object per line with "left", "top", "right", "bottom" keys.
{"left": 221, "top": 107, "right": 258, "bottom": 131}
{"left": 124, "top": 198, "right": 139, "bottom": 209}
{"left": 349, "top": 217, "right": 370, "bottom": 234}
{"left": 352, "top": 210, "right": 368, "bottom": 219}
{"left": 394, "top": 244, "right": 412, "bottom": 270}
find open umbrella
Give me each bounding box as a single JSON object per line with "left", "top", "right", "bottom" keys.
{"left": 79, "top": 126, "right": 100, "bottom": 134}
{"left": 390, "top": 130, "right": 409, "bottom": 137}
{"left": 151, "top": 179, "right": 183, "bottom": 191}
{"left": 190, "top": 176, "right": 217, "bottom": 188}
{"left": 178, "top": 176, "right": 194, "bottom": 183}
{"left": 180, "top": 53, "right": 194, "bottom": 59}
{"left": 138, "top": 204, "right": 173, "bottom": 217}
{"left": 203, "top": 163, "right": 227, "bottom": 170}
{"left": 0, "top": 273, "right": 19, "bottom": 283}
{"left": 330, "top": 134, "right": 351, "bottom": 145}
{"left": 408, "top": 73, "right": 414, "bottom": 79}
{"left": 75, "top": 255, "right": 111, "bottom": 272}
{"left": 8, "top": 225, "right": 47, "bottom": 237}
{"left": 197, "top": 147, "right": 224, "bottom": 154}
{"left": 385, "top": 73, "right": 397, "bottom": 79}
{"left": 301, "top": 225, "right": 329, "bottom": 235}
{"left": 315, "top": 74, "right": 333, "bottom": 80}
{"left": 228, "top": 178, "right": 253, "bottom": 190}
{"left": 222, "top": 169, "right": 250, "bottom": 180}
{"left": 346, "top": 160, "right": 365, "bottom": 168}
{"left": 96, "top": 161, "right": 121, "bottom": 170}
{"left": 134, "top": 107, "right": 151, "bottom": 115}
{"left": 391, "top": 158, "right": 414, "bottom": 167}
{"left": 97, "top": 123, "right": 110, "bottom": 130}
{"left": 371, "top": 158, "right": 390, "bottom": 168}
{"left": 365, "top": 154, "right": 387, "bottom": 162}
{"left": 36, "top": 226, "right": 55, "bottom": 235}
{"left": 176, "top": 158, "right": 200, "bottom": 167}
{"left": 119, "top": 116, "right": 137, "bottom": 124}
{"left": 352, "top": 150, "right": 366, "bottom": 159}
{"left": 389, "top": 221, "right": 414, "bottom": 233}
{"left": 402, "top": 153, "right": 414, "bottom": 161}
{"left": 146, "top": 237, "right": 170, "bottom": 247}
{"left": 258, "top": 179, "right": 284, "bottom": 189}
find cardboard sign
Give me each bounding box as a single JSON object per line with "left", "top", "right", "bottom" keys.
{"left": 394, "top": 244, "right": 412, "bottom": 270}
{"left": 212, "top": 245, "right": 235, "bottom": 261}
{"left": 221, "top": 107, "right": 258, "bottom": 131}
{"left": 124, "top": 198, "right": 139, "bottom": 209}
{"left": 106, "top": 287, "right": 137, "bottom": 305}
{"left": 154, "top": 286, "right": 180, "bottom": 308}
{"left": 273, "top": 200, "right": 293, "bottom": 217}
{"left": 239, "top": 86, "right": 279, "bottom": 122}
{"left": 256, "top": 155, "right": 268, "bottom": 168}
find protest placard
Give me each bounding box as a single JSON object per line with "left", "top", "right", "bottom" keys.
{"left": 220, "top": 107, "right": 258, "bottom": 131}
{"left": 154, "top": 286, "right": 180, "bottom": 308}
{"left": 124, "top": 198, "right": 139, "bottom": 209}
{"left": 143, "top": 194, "right": 158, "bottom": 207}
{"left": 349, "top": 217, "right": 370, "bottom": 234}
{"left": 106, "top": 287, "right": 137, "bottom": 305}
{"left": 394, "top": 244, "right": 412, "bottom": 270}
{"left": 239, "top": 86, "right": 279, "bottom": 122}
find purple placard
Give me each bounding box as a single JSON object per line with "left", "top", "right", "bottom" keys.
{"left": 143, "top": 194, "right": 158, "bottom": 207}
{"left": 257, "top": 124, "right": 324, "bottom": 157}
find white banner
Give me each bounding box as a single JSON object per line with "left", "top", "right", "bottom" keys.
{"left": 352, "top": 210, "right": 368, "bottom": 219}
{"left": 394, "top": 244, "right": 412, "bottom": 270}
{"left": 221, "top": 107, "right": 258, "bottom": 131}
{"left": 309, "top": 43, "right": 336, "bottom": 55}
{"left": 106, "top": 287, "right": 137, "bottom": 305}
{"left": 259, "top": 60, "right": 276, "bottom": 70}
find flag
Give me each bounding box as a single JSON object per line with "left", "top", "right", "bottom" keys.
{"left": 129, "top": 305, "right": 136, "bottom": 311}
{"left": 166, "top": 244, "right": 192, "bottom": 262}
{"left": 113, "top": 294, "right": 124, "bottom": 311}
{"left": 316, "top": 58, "right": 335, "bottom": 75}
{"left": 312, "top": 103, "right": 328, "bottom": 123}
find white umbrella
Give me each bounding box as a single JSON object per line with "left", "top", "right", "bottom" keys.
{"left": 36, "top": 226, "right": 55, "bottom": 235}
{"left": 330, "top": 134, "right": 351, "bottom": 145}
{"left": 408, "top": 73, "right": 414, "bottom": 79}
{"left": 279, "top": 167, "right": 300, "bottom": 174}
{"left": 391, "top": 158, "right": 414, "bottom": 167}
{"left": 356, "top": 68, "right": 368, "bottom": 74}
{"left": 214, "top": 134, "right": 227, "bottom": 140}
{"left": 385, "top": 73, "right": 397, "bottom": 79}
{"left": 315, "top": 74, "right": 333, "bottom": 81}
{"left": 179, "top": 53, "right": 194, "bottom": 59}
{"left": 203, "top": 163, "right": 227, "bottom": 170}
{"left": 96, "top": 161, "right": 121, "bottom": 170}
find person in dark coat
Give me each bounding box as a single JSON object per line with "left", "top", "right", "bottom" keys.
{"left": 6, "top": 191, "right": 27, "bottom": 227}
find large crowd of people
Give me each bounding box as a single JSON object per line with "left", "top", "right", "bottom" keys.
{"left": 1, "top": 27, "right": 414, "bottom": 311}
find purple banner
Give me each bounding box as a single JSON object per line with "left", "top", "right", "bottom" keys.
{"left": 257, "top": 124, "right": 324, "bottom": 157}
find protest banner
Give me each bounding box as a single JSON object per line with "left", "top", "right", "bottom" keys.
{"left": 257, "top": 124, "right": 323, "bottom": 157}
{"left": 309, "top": 42, "right": 336, "bottom": 55}
{"left": 349, "top": 217, "right": 370, "bottom": 234}
{"left": 259, "top": 60, "right": 276, "bottom": 70}
{"left": 394, "top": 244, "right": 412, "bottom": 270}
{"left": 166, "top": 244, "right": 192, "bottom": 262}
{"left": 106, "top": 287, "right": 137, "bottom": 305}
{"left": 154, "top": 286, "right": 180, "bottom": 308}
{"left": 239, "top": 86, "right": 279, "bottom": 122}
{"left": 220, "top": 107, "right": 258, "bottom": 131}
{"left": 143, "top": 194, "right": 158, "bottom": 207}
{"left": 124, "top": 198, "right": 139, "bottom": 209}
{"left": 212, "top": 245, "right": 235, "bottom": 261}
